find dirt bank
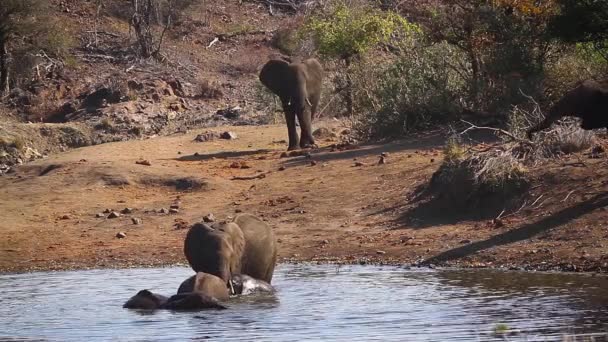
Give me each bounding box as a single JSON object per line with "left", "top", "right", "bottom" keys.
{"left": 1, "top": 122, "right": 607, "bottom": 274}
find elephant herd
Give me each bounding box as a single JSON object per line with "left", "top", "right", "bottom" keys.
{"left": 123, "top": 214, "right": 277, "bottom": 311}
{"left": 256, "top": 56, "right": 606, "bottom": 149}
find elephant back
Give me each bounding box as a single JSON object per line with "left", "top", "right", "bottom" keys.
{"left": 234, "top": 214, "right": 277, "bottom": 283}
{"left": 177, "top": 272, "right": 229, "bottom": 301}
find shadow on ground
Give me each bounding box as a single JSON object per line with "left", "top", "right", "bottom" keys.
{"left": 174, "top": 149, "right": 274, "bottom": 161}
{"left": 422, "top": 192, "right": 608, "bottom": 264}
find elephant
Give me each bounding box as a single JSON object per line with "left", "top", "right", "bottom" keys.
{"left": 259, "top": 58, "right": 323, "bottom": 150}
{"left": 177, "top": 272, "right": 230, "bottom": 301}
{"left": 230, "top": 274, "right": 275, "bottom": 295}
{"left": 123, "top": 289, "right": 226, "bottom": 311}
{"left": 161, "top": 292, "right": 227, "bottom": 311}
{"left": 527, "top": 78, "right": 608, "bottom": 139}
{"left": 183, "top": 213, "right": 278, "bottom": 286}
{"left": 123, "top": 289, "right": 168, "bottom": 310}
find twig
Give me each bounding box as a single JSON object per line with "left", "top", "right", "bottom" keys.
{"left": 85, "top": 30, "right": 120, "bottom": 38}
{"left": 207, "top": 37, "right": 219, "bottom": 49}
{"left": 459, "top": 120, "right": 529, "bottom": 143}
{"left": 495, "top": 208, "right": 506, "bottom": 220}
{"left": 561, "top": 190, "right": 575, "bottom": 203}
{"left": 530, "top": 194, "right": 544, "bottom": 207}
{"left": 231, "top": 173, "right": 267, "bottom": 180}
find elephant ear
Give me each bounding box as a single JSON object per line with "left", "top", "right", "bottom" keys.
{"left": 259, "top": 59, "right": 292, "bottom": 100}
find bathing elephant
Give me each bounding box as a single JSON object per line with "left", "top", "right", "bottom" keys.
{"left": 123, "top": 289, "right": 168, "bottom": 310}
{"left": 527, "top": 78, "right": 608, "bottom": 139}
{"left": 259, "top": 58, "right": 323, "bottom": 150}
{"left": 123, "top": 289, "right": 226, "bottom": 311}
{"left": 177, "top": 272, "right": 230, "bottom": 301}
{"left": 230, "top": 274, "right": 275, "bottom": 295}
{"left": 184, "top": 213, "right": 277, "bottom": 285}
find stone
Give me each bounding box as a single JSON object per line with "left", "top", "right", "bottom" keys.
{"left": 132, "top": 218, "right": 142, "bottom": 225}
{"left": 95, "top": 213, "right": 105, "bottom": 218}
{"left": 220, "top": 131, "right": 237, "bottom": 140}
{"left": 60, "top": 214, "right": 71, "bottom": 220}
{"left": 354, "top": 162, "right": 365, "bottom": 167}
{"left": 116, "top": 232, "right": 126, "bottom": 239}
{"left": 278, "top": 166, "right": 286, "bottom": 171}
{"left": 121, "top": 208, "right": 134, "bottom": 214}
{"left": 169, "top": 208, "right": 179, "bottom": 214}
{"left": 107, "top": 211, "right": 121, "bottom": 219}
{"left": 460, "top": 239, "right": 472, "bottom": 244}
{"left": 378, "top": 156, "right": 387, "bottom": 165}
{"left": 170, "top": 204, "right": 180, "bottom": 210}
{"left": 103, "top": 209, "right": 112, "bottom": 214}
{"left": 194, "top": 131, "right": 219, "bottom": 142}
{"left": 310, "top": 160, "right": 317, "bottom": 166}
{"left": 135, "top": 160, "right": 151, "bottom": 166}
{"left": 202, "top": 213, "right": 216, "bottom": 223}
{"left": 158, "top": 208, "right": 169, "bottom": 214}
{"left": 280, "top": 152, "right": 289, "bottom": 158}
{"left": 216, "top": 106, "right": 242, "bottom": 119}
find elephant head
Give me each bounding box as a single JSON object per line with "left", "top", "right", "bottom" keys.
{"left": 230, "top": 274, "right": 275, "bottom": 295}
{"left": 183, "top": 222, "right": 245, "bottom": 284}
{"left": 123, "top": 290, "right": 168, "bottom": 310}
{"left": 259, "top": 58, "right": 323, "bottom": 150}
{"left": 183, "top": 214, "right": 277, "bottom": 286}
{"left": 527, "top": 79, "right": 608, "bottom": 139}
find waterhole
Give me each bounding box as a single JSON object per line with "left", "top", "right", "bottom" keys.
{"left": 1, "top": 265, "right": 607, "bottom": 341}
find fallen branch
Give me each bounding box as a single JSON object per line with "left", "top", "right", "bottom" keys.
{"left": 561, "top": 190, "right": 575, "bottom": 203}
{"left": 85, "top": 30, "right": 121, "bottom": 38}
{"left": 207, "top": 37, "right": 219, "bottom": 49}
{"left": 459, "top": 120, "right": 530, "bottom": 143}
{"left": 231, "top": 173, "right": 267, "bottom": 180}
{"left": 217, "top": 30, "right": 268, "bottom": 40}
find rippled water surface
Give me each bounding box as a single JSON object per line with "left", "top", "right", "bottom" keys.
{"left": 1, "top": 265, "right": 608, "bottom": 341}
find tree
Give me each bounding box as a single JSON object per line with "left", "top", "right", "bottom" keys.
{"left": 0, "top": 0, "right": 43, "bottom": 96}
{"left": 305, "top": 2, "right": 419, "bottom": 115}
{"left": 549, "top": 0, "right": 608, "bottom": 61}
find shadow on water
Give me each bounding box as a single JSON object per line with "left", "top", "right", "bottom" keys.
{"left": 423, "top": 192, "right": 608, "bottom": 264}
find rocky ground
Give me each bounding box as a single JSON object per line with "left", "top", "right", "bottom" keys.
{"left": 1, "top": 121, "right": 607, "bottom": 274}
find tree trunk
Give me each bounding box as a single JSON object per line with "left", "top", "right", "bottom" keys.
{"left": 344, "top": 56, "right": 354, "bottom": 117}
{"left": 0, "top": 40, "right": 9, "bottom": 97}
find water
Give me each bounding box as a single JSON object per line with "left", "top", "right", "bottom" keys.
{"left": 1, "top": 264, "right": 607, "bottom": 341}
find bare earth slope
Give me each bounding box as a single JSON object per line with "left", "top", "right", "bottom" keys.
{"left": 1, "top": 123, "right": 607, "bottom": 273}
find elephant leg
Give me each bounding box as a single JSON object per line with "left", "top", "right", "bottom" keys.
{"left": 283, "top": 105, "right": 299, "bottom": 150}
{"left": 296, "top": 107, "right": 315, "bottom": 149}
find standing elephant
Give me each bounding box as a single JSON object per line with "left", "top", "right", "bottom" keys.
{"left": 527, "top": 78, "right": 608, "bottom": 139}
{"left": 183, "top": 213, "right": 278, "bottom": 286}
{"left": 259, "top": 58, "right": 323, "bottom": 150}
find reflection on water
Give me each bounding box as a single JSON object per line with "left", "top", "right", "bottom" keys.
{"left": 1, "top": 265, "right": 607, "bottom": 341}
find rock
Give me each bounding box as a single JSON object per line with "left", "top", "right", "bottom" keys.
{"left": 278, "top": 166, "right": 286, "bottom": 171}
{"left": 60, "top": 214, "right": 71, "bottom": 220}
{"left": 310, "top": 160, "right": 317, "bottom": 166}
{"left": 107, "top": 211, "right": 121, "bottom": 219}
{"left": 194, "top": 131, "right": 219, "bottom": 142}
{"left": 280, "top": 152, "right": 289, "bottom": 158}
{"left": 460, "top": 239, "right": 472, "bottom": 244}
{"left": 216, "top": 106, "right": 242, "bottom": 119}
{"left": 116, "top": 232, "right": 126, "bottom": 239}
{"left": 321, "top": 239, "right": 329, "bottom": 245}
{"left": 312, "top": 127, "right": 333, "bottom": 139}
{"left": 220, "top": 131, "right": 238, "bottom": 140}
{"left": 230, "top": 162, "right": 241, "bottom": 169}
{"left": 135, "top": 160, "right": 151, "bottom": 166}
{"left": 95, "top": 213, "right": 105, "bottom": 218}
{"left": 354, "top": 162, "right": 365, "bottom": 167}
{"left": 169, "top": 208, "right": 179, "bottom": 214}
{"left": 158, "top": 208, "right": 169, "bottom": 214}
{"left": 121, "top": 208, "right": 134, "bottom": 214}
{"left": 202, "top": 213, "right": 216, "bottom": 223}
{"left": 235, "top": 209, "right": 243, "bottom": 213}
{"left": 170, "top": 204, "right": 180, "bottom": 210}
{"left": 103, "top": 209, "right": 112, "bottom": 214}
{"left": 132, "top": 218, "right": 142, "bottom": 225}
{"left": 430, "top": 159, "right": 435, "bottom": 163}
{"left": 378, "top": 156, "right": 387, "bottom": 165}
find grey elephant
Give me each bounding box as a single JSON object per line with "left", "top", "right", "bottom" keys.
{"left": 230, "top": 274, "right": 274, "bottom": 295}
{"left": 527, "top": 78, "right": 608, "bottom": 139}
{"left": 123, "top": 289, "right": 226, "bottom": 311}
{"left": 184, "top": 213, "right": 278, "bottom": 285}
{"left": 177, "top": 272, "right": 230, "bottom": 300}
{"left": 259, "top": 58, "right": 323, "bottom": 150}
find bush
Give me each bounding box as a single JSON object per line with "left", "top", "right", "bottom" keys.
{"left": 352, "top": 40, "right": 467, "bottom": 139}
{"left": 428, "top": 146, "right": 530, "bottom": 212}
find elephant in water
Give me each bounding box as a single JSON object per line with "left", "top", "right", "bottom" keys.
{"left": 259, "top": 58, "right": 323, "bottom": 150}
{"left": 123, "top": 289, "right": 226, "bottom": 311}
{"left": 177, "top": 272, "right": 229, "bottom": 301}
{"left": 527, "top": 78, "right": 608, "bottom": 139}
{"left": 184, "top": 213, "right": 278, "bottom": 285}
{"left": 230, "top": 274, "right": 274, "bottom": 295}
